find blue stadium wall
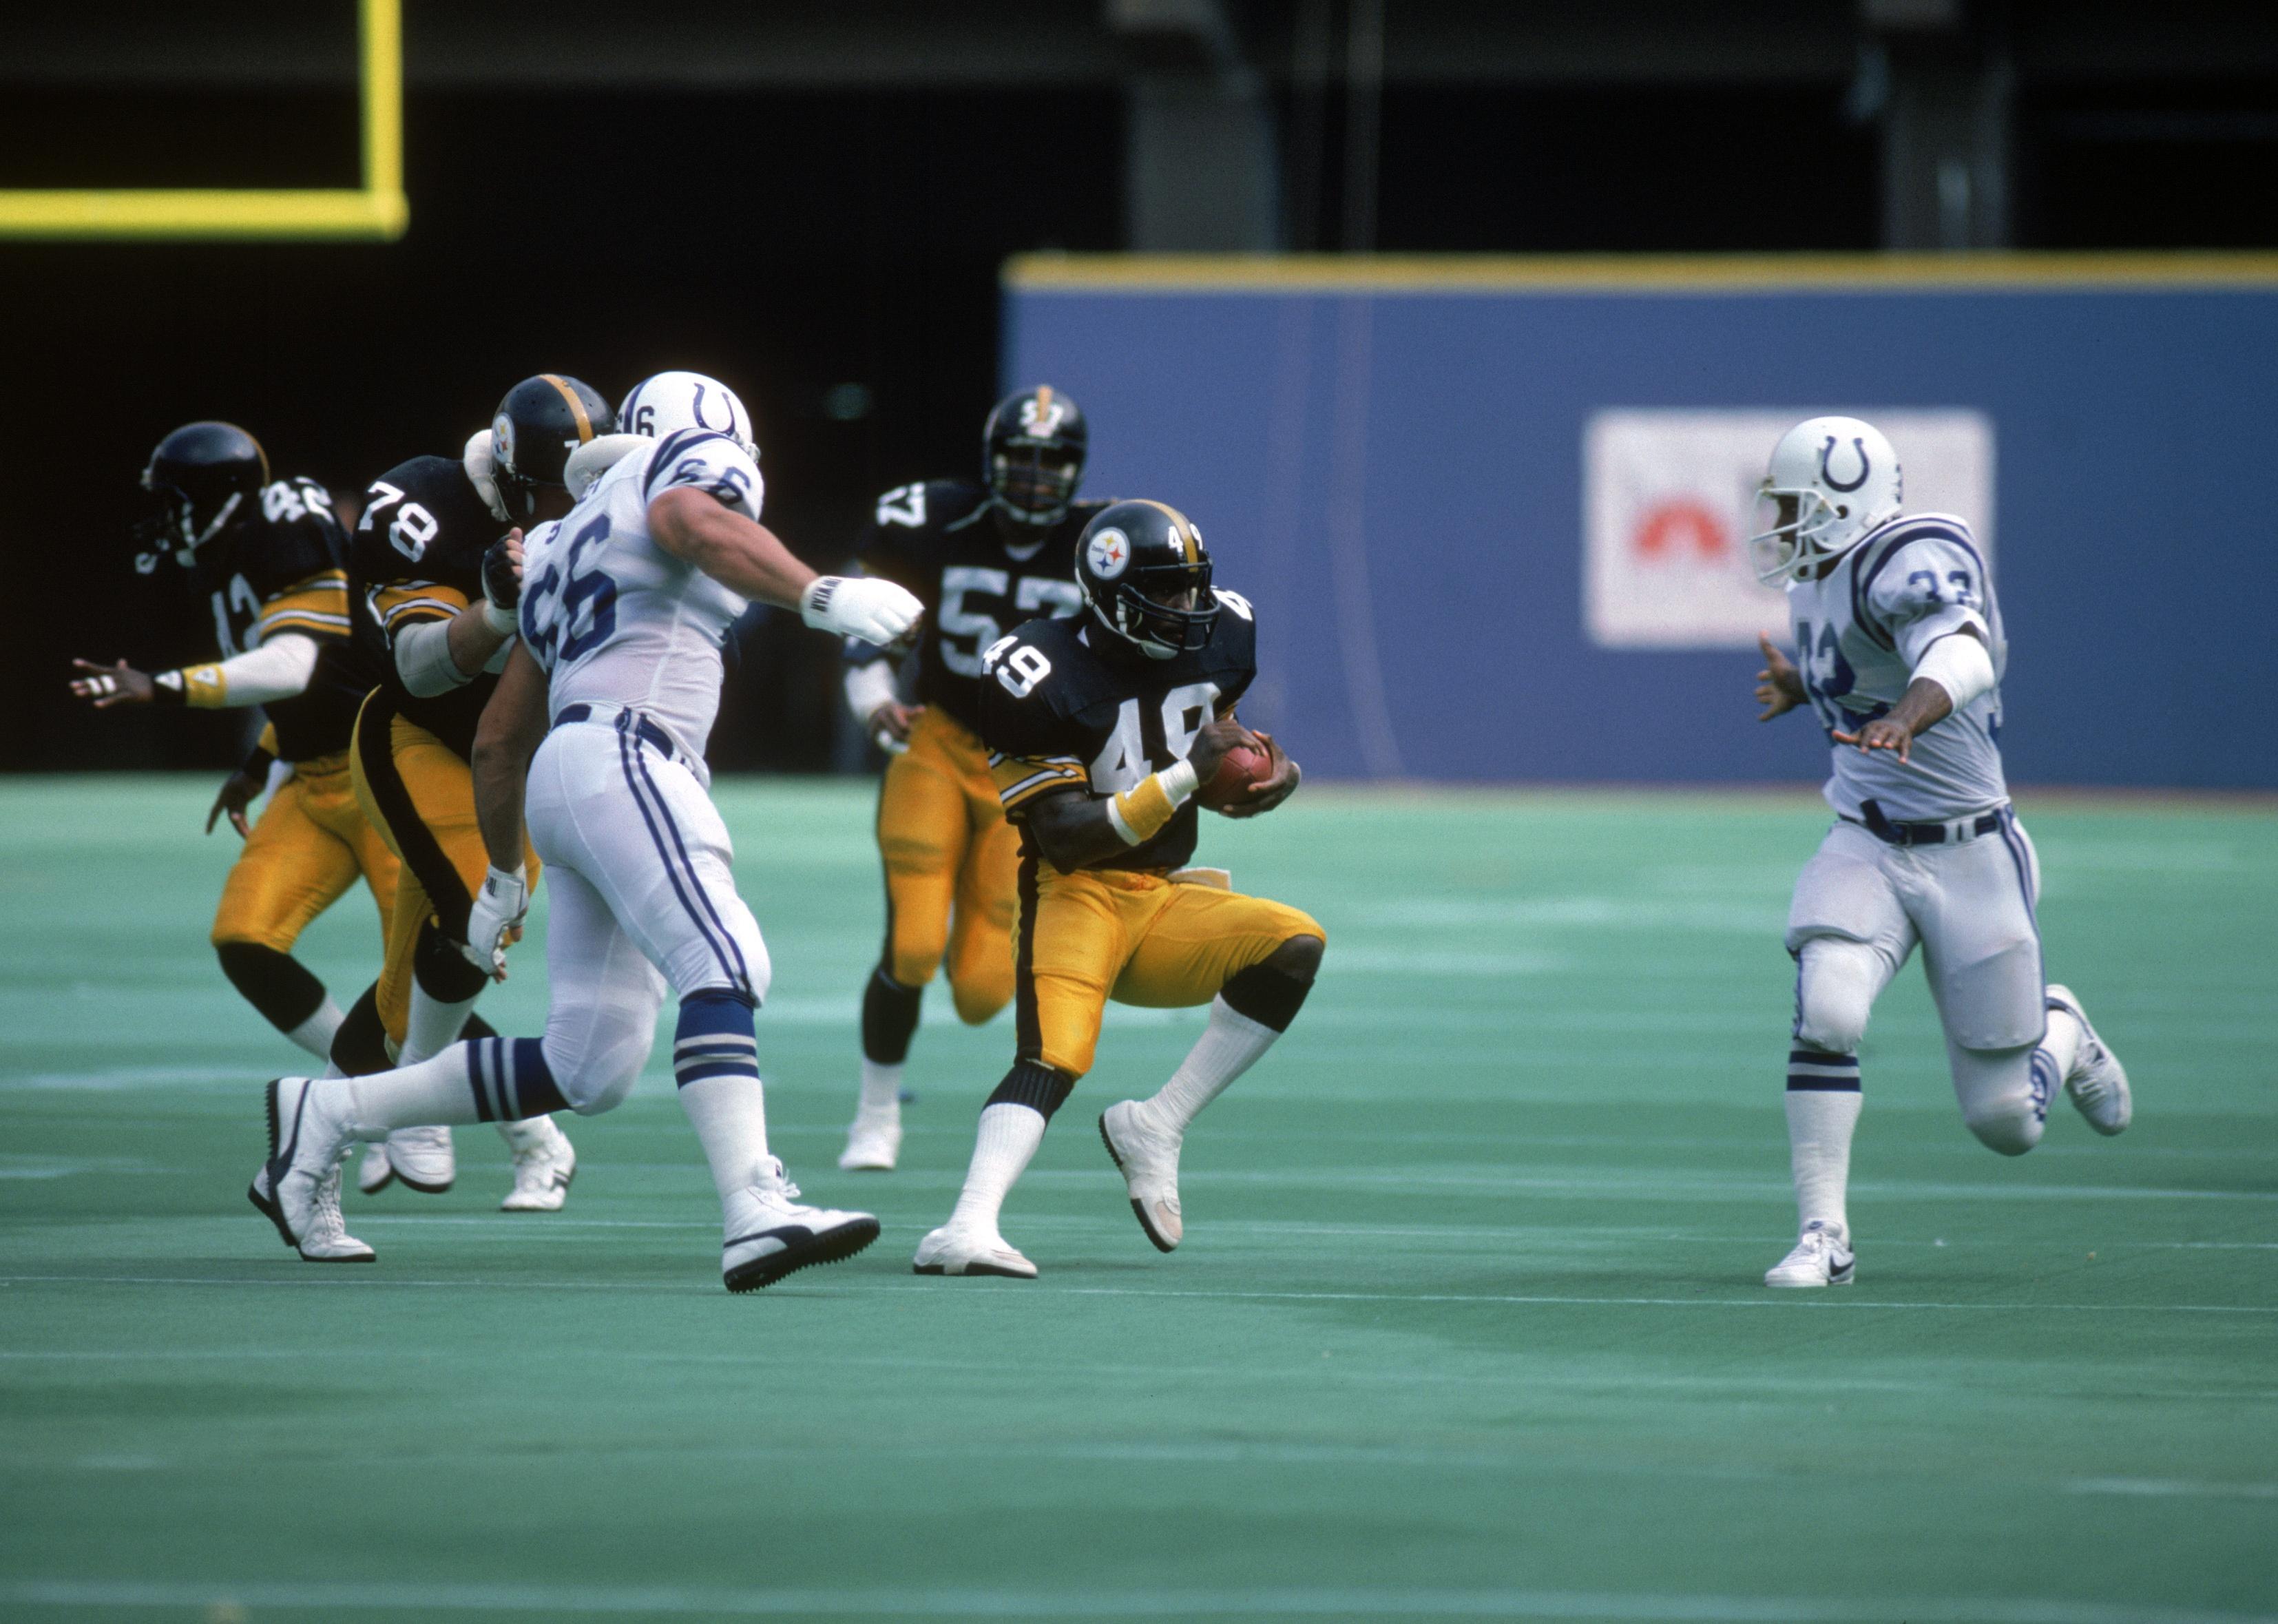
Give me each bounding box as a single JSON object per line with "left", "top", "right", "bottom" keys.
{"left": 1001, "top": 256, "right": 2278, "bottom": 790}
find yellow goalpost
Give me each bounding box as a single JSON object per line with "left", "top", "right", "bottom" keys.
{"left": 0, "top": 0, "right": 406, "bottom": 241}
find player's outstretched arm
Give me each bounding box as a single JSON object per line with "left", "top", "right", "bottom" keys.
{"left": 648, "top": 488, "right": 920, "bottom": 646}
{"left": 1755, "top": 632, "right": 1806, "bottom": 722}
{"left": 1024, "top": 716, "right": 1253, "bottom": 872}
{"left": 1832, "top": 625, "right": 1991, "bottom": 763}
{"left": 70, "top": 633, "right": 320, "bottom": 711}
{"left": 463, "top": 642, "right": 550, "bottom": 979}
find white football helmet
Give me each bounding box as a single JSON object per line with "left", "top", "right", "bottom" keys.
{"left": 618, "top": 371, "right": 757, "bottom": 458}
{"left": 1747, "top": 415, "right": 1903, "bottom": 585}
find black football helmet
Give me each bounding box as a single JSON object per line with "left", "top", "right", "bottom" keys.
{"left": 136, "top": 421, "right": 269, "bottom": 568}
{"left": 983, "top": 385, "right": 1087, "bottom": 528}
{"left": 491, "top": 374, "right": 613, "bottom": 520}
{"left": 1075, "top": 499, "right": 1218, "bottom": 660}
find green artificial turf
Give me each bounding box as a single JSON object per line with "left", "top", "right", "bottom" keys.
{"left": 1, "top": 776, "right": 2272, "bottom": 1624}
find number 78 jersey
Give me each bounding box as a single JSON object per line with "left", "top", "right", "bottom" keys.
{"left": 1785, "top": 511, "right": 2010, "bottom": 824}
{"left": 519, "top": 428, "right": 764, "bottom": 769}
{"left": 978, "top": 590, "right": 1257, "bottom": 873}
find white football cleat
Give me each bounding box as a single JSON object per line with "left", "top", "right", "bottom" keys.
{"left": 1764, "top": 1220, "right": 1854, "bottom": 1289}
{"left": 2047, "top": 985, "right": 2131, "bottom": 1136}
{"left": 499, "top": 1116, "right": 577, "bottom": 1212}
{"left": 912, "top": 1222, "right": 1038, "bottom": 1279}
{"left": 1098, "top": 1099, "right": 1182, "bottom": 1253}
{"left": 380, "top": 1124, "right": 454, "bottom": 1194}
{"left": 251, "top": 1077, "right": 373, "bottom": 1263}
{"left": 837, "top": 1105, "right": 903, "bottom": 1172}
{"left": 720, "top": 1161, "right": 880, "bottom": 1292}
{"left": 355, "top": 1142, "right": 396, "bottom": 1196}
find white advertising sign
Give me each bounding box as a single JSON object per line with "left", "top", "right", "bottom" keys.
{"left": 1582, "top": 409, "right": 1995, "bottom": 649}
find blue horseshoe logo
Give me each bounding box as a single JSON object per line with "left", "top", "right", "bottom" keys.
{"left": 692, "top": 384, "right": 727, "bottom": 432}
{"left": 1819, "top": 436, "right": 1870, "bottom": 493}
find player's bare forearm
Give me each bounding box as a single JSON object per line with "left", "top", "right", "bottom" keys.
{"left": 470, "top": 643, "right": 550, "bottom": 872}
{"left": 446, "top": 600, "right": 514, "bottom": 676}
{"left": 1755, "top": 632, "right": 1806, "bottom": 722}
{"left": 1023, "top": 789, "right": 1134, "bottom": 873}
{"left": 648, "top": 488, "right": 817, "bottom": 608}
{"left": 1833, "top": 678, "right": 1952, "bottom": 762}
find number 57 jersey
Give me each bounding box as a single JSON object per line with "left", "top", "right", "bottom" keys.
{"left": 519, "top": 428, "right": 765, "bottom": 771}
{"left": 1785, "top": 511, "right": 2009, "bottom": 824}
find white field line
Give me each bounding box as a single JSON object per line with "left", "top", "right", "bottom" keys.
{"left": 1, "top": 1579, "right": 2270, "bottom": 1623}
{"left": 1, "top": 1273, "right": 2272, "bottom": 1315}
{"left": 2068, "top": 1478, "right": 2278, "bottom": 1501}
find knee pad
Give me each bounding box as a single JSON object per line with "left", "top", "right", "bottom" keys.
{"left": 1957, "top": 1045, "right": 2049, "bottom": 1156}
{"left": 412, "top": 918, "right": 489, "bottom": 1004}
{"left": 214, "top": 941, "right": 328, "bottom": 1031}
{"left": 1793, "top": 938, "right": 1881, "bottom": 1056}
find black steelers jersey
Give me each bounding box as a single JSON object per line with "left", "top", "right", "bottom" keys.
{"left": 979, "top": 592, "right": 1258, "bottom": 873}
{"left": 848, "top": 479, "right": 1105, "bottom": 737}
{"left": 346, "top": 454, "right": 512, "bottom": 760}
{"left": 185, "top": 475, "right": 381, "bottom": 763}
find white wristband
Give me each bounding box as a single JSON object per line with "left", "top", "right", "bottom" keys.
{"left": 844, "top": 660, "right": 899, "bottom": 724}
{"left": 1160, "top": 758, "right": 1200, "bottom": 805}
{"left": 481, "top": 599, "right": 519, "bottom": 636}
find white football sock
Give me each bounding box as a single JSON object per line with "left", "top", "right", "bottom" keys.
{"left": 334, "top": 1045, "right": 485, "bottom": 1138}
{"left": 1785, "top": 1088, "right": 1863, "bottom": 1238}
{"left": 857, "top": 1058, "right": 903, "bottom": 1117}
{"left": 678, "top": 1074, "right": 772, "bottom": 1204}
{"left": 2039, "top": 1001, "right": 2085, "bottom": 1082}
{"left": 1146, "top": 997, "right": 1279, "bottom": 1136}
{"left": 946, "top": 1103, "right": 1046, "bottom": 1233}
{"left": 495, "top": 1116, "right": 561, "bottom": 1155}
{"left": 402, "top": 986, "right": 480, "bottom": 1067}
{"left": 285, "top": 996, "right": 346, "bottom": 1060}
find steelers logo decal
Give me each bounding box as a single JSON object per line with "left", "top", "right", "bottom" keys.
{"left": 492, "top": 413, "right": 516, "bottom": 471}
{"left": 1086, "top": 527, "right": 1130, "bottom": 580}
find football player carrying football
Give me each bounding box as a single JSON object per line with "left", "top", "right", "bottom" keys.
{"left": 836, "top": 386, "right": 1105, "bottom": 1172}
{"left": 71, "top": 423, "right": 399, "bottom": 1063}
{"left": 338, "top": 375, "right": 609, "bottom": 1211}
{"left": 912, "top": 500, "right": 1321, "bottom": 1278}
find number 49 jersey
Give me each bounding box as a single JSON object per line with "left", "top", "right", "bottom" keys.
{"left": 1786, "top": 511, "right": 2009, "bottom": 824}
{"left": 853, "top": 479, "right": 1105, "bottom": 736}
{"left": 519, "top": 428, "right": 764, "bottom": 769}
{"left": 979, "top": 591, "right": 1257, "bottom": 873}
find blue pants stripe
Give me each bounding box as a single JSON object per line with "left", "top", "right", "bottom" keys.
{"left": 615, "top": 725, "right": 746, "bottom": 997}
{"left": 625, "top": 725, "right": 753, "bottom": 996}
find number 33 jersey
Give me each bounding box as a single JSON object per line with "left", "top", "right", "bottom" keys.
{"left": 519, "top": 428, "right": 764, "bottom": 769}
{"left": 853, "top": 479, "right": 1107, "bottom": 736}
{"left": 1784, "top": 511, "right": 2009, "bottom": 824}
{"left": 979, "top": 593, "right": 1257, "bottom": 873}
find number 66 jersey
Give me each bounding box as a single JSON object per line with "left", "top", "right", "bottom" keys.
{"left": 518, "top": 428, "right": 764, "bottom": 770}
{"left": 1785, "top": 511, "right": 2009, "bottom": 824}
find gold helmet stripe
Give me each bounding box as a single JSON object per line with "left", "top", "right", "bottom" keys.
{"left": 538, "top": 373, "right": 596, "bottom": 443}
{"left": 1133, "top": 498, "right": 1198, "bottom": 565}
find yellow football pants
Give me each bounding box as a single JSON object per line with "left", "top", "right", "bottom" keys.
{"left": 1014, "top": 860, "right": 1324, "bottom": 1079}
{"left": 350, "top": 696, "right": 536, "bottom": 1046}
{"left": 875, "top": 707, "right": 1021, "bottom": 1024}
{"left": 211, "top": 751, "right": 398, "bottom": 954}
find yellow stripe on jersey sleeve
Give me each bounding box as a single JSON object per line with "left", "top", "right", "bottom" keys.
{"left": 254, "top": 569, "right": 352, "bottom": 643}
{"left": 369, "top": 581, "right": 468, "bottom": 636}
{"left": 990, "top": 750, "right": 1089, "bottom": 814}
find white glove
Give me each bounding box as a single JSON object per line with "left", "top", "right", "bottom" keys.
{"left": 460, "top": 864, "right": 530, "bottom": 980}
{"left": 802, "top": 575, "right": 922, "bottom": 647}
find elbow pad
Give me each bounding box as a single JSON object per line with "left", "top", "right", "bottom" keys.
{"left": 1913, "top": 632, "right": 1995, "bottom": 712}
{"left": 394, "top": 618, "right": 473, "bottom": 698}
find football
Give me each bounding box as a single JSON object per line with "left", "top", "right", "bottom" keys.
{"left": 1198, "top": 738, "right": 1272, "bottom": 810}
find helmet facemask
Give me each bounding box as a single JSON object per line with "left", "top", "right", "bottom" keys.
{"left": 990, "top": 444, "right": 1082, "bottom": 528}
{"left": 134, "top": 473, "right": 243, "bottom": 569}
{"left": 1103, "top": 557, "right": 1218, "bottom": 660}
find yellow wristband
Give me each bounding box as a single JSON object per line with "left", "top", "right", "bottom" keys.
{"left": 1107, "top": 760, "right": 1200, "bottom": 846}
{"left": 177, "top": 663, "right": 229, "bottom": 708}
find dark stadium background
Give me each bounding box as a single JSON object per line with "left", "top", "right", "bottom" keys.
{"left": 4, "top": 0, "right": 2273, "bottom": 773}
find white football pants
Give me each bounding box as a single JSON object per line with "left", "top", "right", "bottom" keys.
{"left": 1786, "top": 812, "right": 2051, "bottom": 1152}
{"left": 522, "top": 715, "right": 773, "bottom": 1114}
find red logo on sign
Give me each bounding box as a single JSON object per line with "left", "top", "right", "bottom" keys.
{"left": 1633, "top": 500, "right": 1728, "bottom": 562}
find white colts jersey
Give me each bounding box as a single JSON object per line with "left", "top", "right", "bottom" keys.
{"left": 519, "top": 428, "right": 764, "bottom": 769}
{"left": 1786, "top": 512, "right": 2009, "bottom": 824}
